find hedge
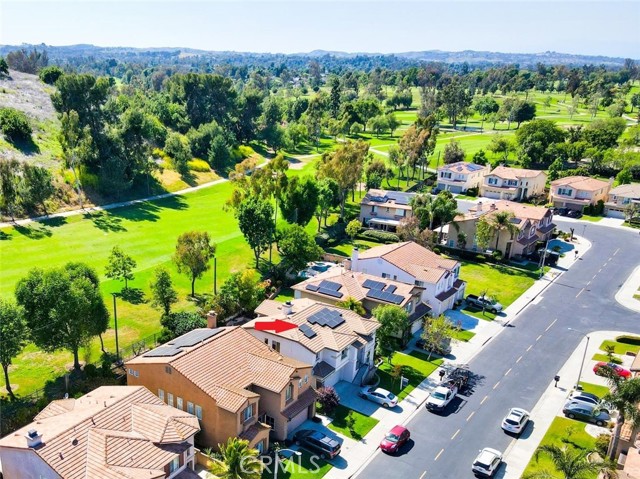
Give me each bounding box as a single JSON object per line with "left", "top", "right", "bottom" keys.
{"left": 360, "top": 229, "right": 400, "bottom": 243}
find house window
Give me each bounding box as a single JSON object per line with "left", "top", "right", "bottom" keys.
{"left": 260, "top": 414, "right": 275, "bottom": 429}
{"left": 242, "top": 404, "right": 254, "bottom": 422}
{"left": 158, "top": 389, "right": 165, "bottom": 402}
{"left": 272, "top": 340, "right": 281, "bottom": 352}
{"left": 299, "top": 378, "right": 303, "bottom": 388}
{"left": 167, "top": 393, "right": 174, "bottom": 407}
{"left": 405, "top": 301, "right": 413, "bottom": 313}
{"left": 382, "top": 273, "right": 389, "bottom": 279}
{"left": 169, "top": 457, "right": 180, "bottom": 473}
{"left": 195, "top": 405, "right": 202, "bottom": 420}
{"left": 265, "top": 338, "right": 269, "bottom": 345}
{"left": 187, "top": 402, "right": 194, "bottom": 414}
{"left": 304, "top": 374, "right": 309, "bottom": 384}
{"left": 176, "top": 397, "right": 183, "bottom": 410}
{"left": 256, "top": 440, "right": 264, "bottom": 454}
{"left": 286, "top": 383, "right": 294, "bottom": 402}
{"left": 558, "top": 187, "right": 573, "bottom": 196}
{"left": 488, "top": 177, "right": 498, "bottom": 185}
{"left": 165, "top": 366, "right": 172, "bottom": 374}
{"left": 341, "top": 348, "right": 348, "bottom": 360}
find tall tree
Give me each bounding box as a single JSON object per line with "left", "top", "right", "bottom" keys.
{"left": 602, "top": 374, "right": 640, "bottom": 459}
{"left": 432, "top": 191, "right": 459, "bottom": 239}
{"left": 149, "top": 267, "right": 178, "bottom": 317}
{"left": 280, "top": 176, "right": 318, "bottom": 226}
{"left": 209, "top": 438, "right": 263, "bottom": 479}
{"left": 0, "top": 159, "right": 19, "bottom": 221}
{"left": 236, "top": 197, "right": 275, "bottom": 268}
{"left": 276, "top": 224, "right": 323, "bottom": 272}
{"left": 15, "top": 263, "right": 109, "bottom": 370}
{"left": 317, "top": 140, "right": 368, "bottom": 218}
{"left": 398, "top": 116, "right": 438, "bottom": 180}
{"left": 214, "top": 270, "right": 265, "bottom": 320}
{"left": 0, "top": 57, "right": 8, "bottom": 77}
{"left": 443, "top": 140, "right": 465, "bottom": 164}
{"left": 0, "top": 299, "right": 28, "bottom": 400}
{"left": 529, "top": 444, "right": 617, "bottom": 479}
{"left": 373, "top": 305, "right": 410, "bottom": 359}
{"left": 488, "top": 210, "right": 519, "bottom": 252}
{"left": 173, "top": 231, "right": 216, "bottom": 297}
{"left": 20, "top": 164, "right": 56, "bottom": 215}
{"left": 421, "top": 314, "right": 457, "bottom": 360}
{"left": 314, "top": 178, "right": 339, "bottom": 230}
{"left": 105, "top": 246, "right": 137, "bottom": 290}
{"left": 439, "top": 78, "right": 472, "bottom": 128}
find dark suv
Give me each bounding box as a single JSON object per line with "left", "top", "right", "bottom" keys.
{"left": 293, "top": 429, "right": 341, "bottom": 459}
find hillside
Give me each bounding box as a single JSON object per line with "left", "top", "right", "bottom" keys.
{"left": 0, "top": 70, "right": 62, "bottom": 169}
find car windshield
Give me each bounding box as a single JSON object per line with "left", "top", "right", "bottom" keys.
{"left": 385, "top": 433, "right": 399, "bottom": 443}
{"left": 473, "top": 460, "right": 490, "bottom": 469}
{"left": 388, "top": 393, "right": 396, "bottom": 400}
{"left": 432, "top": 392, "right": 446, "bottom": 400}
{"left": 505, "top": 418, "right": 519, "bottom": 426}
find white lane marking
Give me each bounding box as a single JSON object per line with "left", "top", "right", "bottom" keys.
{"left": 493, "top": 381, "right": 501, "bottom": 390}
{"left": 545, "top": 318, "right": 557, "bottom": 331}
{"left": 467, "top": 411, "right": 475, "bottom": 421}
{"left": 576, "top": 288, "right": 584, "bottom": 298}
{"left": 536, "top": 335, "right": 543, "bottom": 341}
{"left": 516, "top": 356, "right": 523, "bottom": 363}
{"left": 527, "top": 345, "right": 533, "bottom": 352}
{"left": 505, "top": 368, "right": 512, "bottom": 376}
{"left": 419, "top": 471, "right": 427, "bottom": 479}
{"left": 586, "top": 281, "right": 591, "bottom": 286}
{"left": 614, "top": 248, "right": 619, "bottom": 256}
{"left": 481, "top": 395, "right": 489, "bottom": 405}
{"left": 434, "top": 449, "right": 444, "bottom": 461}
{"left": 451, "top": 429, "right": 460, "bottom": 440}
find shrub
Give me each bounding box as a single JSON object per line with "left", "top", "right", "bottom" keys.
{"left": 315, "top": 232, "right": 330, "bottom": 247}
{"left": 84, "top": 364, "right": 99, "bottom": 379}
{"left": 78, "top": 169, "right": 99, "bottom": 190}
{"left": 317, "top": 387, "right": 340, "bottom": 415}
{"left": 615, "top": 335, "right": 640, "bottom": 346}
{"left": 237, "top": 145, "right": 255, "bottom": 158}
{"left": 595, "top": 434, "right": 610, "bottom": 457}
{"left": 187, "top": 158, "right": 210, "bottom": 172}
{"left": 38, "top": 66, "right": 64, "bottom": 85}
{"left": 0, "top": 107, "right": 32, "bottom": 142}
{"left": 360, "top": 229, "right": 400, "bottom": 243}
{"left": 465, "top": 187, "right": 479, "bottom": 197}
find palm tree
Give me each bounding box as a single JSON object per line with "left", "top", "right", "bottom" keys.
{"left": 411, "top": 194, "right": 437, "bottom": 231}
{"left": 602, "top": 375, "right": 640, "bottom": 459}
{"left": 526, "top": 444, "right": 618, "bottom": 479}
{"left": 488, "top": 210, "right": 519, "bottom": 253}
{"left": 336, "top": 297, "right": 367, "bottom": 316}
{"left": 209, "top": 437, "right": 263, "bottom": 479}
{"left": 432, "top": 191, "right": 459, "bottom": 242}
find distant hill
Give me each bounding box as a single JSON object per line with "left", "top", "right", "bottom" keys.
{"left": 0, "top": 44, "right": 635, "bottom": 68}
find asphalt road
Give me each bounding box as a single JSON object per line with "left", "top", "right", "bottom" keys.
{"left": 356, "top": 220, "right": 640, "bottom": 479}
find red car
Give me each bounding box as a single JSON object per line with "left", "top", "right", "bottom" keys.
{"left": 380, "top": 425, "right": 410, "bottom": 454}
{"left": 593, "top": 362, "right": 631, "bottom": 379}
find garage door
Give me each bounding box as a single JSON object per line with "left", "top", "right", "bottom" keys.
{"left": 605, "top": 208, "right": 625, "bottom": 219}
{"left": 410, "top": 320, "right": 422, "bottom": 335}
{"left": 288, "top": 408, "right": 309, "bottom": 432}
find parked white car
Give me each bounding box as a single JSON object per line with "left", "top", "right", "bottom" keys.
{"left": 472, "top": 448, "right": 502, "bottom": 477}
{"left": 359, "top": 387, "right": 398, "bottom": 408}
{"left": 501, "top": 407, "right": 530, "bottom": 436}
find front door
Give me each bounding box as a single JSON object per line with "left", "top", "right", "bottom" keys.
{"left": 505, "top": 241, "right": 512, "bottom": 259}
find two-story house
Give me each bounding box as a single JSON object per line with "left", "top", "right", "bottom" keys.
{"left": 126, "top": 327, "right": 314, "bottom": 452}
{"left": 451, "top": 200, "right": 555, "bottom": 259}
{"left": 436, "top": 162, "right": 490, "bottom": 194}
{"left": 290, "top": 270, "right": 430, "bottom": 336}
{"left": 359, "top": 189, "right": 417, "bottom": 231}
{"left": 549, "top": 176, "right": 612, "bottom": 211}
{"left": 244, "top": 300, "right": 380, "bottom": 391}
{"left": 480, "top": 166, "right": 547, "bottom": 201}
{"left": 604, "top": 183, "right": 640, "bottom": 219}
{"left": 348, "top": 242, "right": 466, "bottom": 315}
{"left": 0, "top": 386, "right": 201, "bottom": 479}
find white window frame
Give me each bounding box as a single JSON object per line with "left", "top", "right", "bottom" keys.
{"left": 187, "top": 401, "right": 194, "bottom": 414}
{"left": 167, "top": 393, "right": 174, "bottom": 407}
{"left": 169, "top": 456, "right": 180, "bottom": 473}
{"left": 176, "top": 397, "right": 183, "bottom": 410}
{"left": 285, "top": 383, "right": 293, "bottom": 402}
{"left": 195, "top": 405, "right": 202, "bottom": 420}
{"left": 158, "top": 389, "right": 165, "bottom": 402}
{"left": 242, "top": 404, "right": 254, "bottom": 422}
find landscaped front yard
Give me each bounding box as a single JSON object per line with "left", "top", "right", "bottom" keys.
{"left": 326, "top": 404, "right": 379, "bottom": 440}
{"left": 378, "top": 350, "right": 443, "bottom": 401}
{"left": 261, "top": 451, "right": 332, "bottom": 479}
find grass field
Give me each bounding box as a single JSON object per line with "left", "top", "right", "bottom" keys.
{"left": 578, "top": 381, "right": 610, "bottom": 398}
{"left": 326, "top": 405, "right": 379, "bottom": 440}
{"left": 378, "top": 350, "right": 443, "bottom": 401}
{"left": 522, "top": 417, "right": 599, "bottom": 479}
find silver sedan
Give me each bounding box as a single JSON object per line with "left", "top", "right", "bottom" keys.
{"left": 359, "top": 387, "right": 398, "bottom": 408}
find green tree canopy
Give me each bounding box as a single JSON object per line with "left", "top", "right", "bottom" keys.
{"left": 159, "top": 311, "right": 206, "bottom": 343}
{"left": 280, "top": 176, "right": 319, "bottom": 226}
{"left": 373, "top": 305, "right": 410, "bottom": 359}
{"left": 105, "top": 246, "right": 137, "bottom": 290}
{"left": 0, "top": 299, "right": 28, "bottom": 399}
{"left": 277, "top": 224, "right": 323, "bottom": 272}
{"left": 149, "top": 267, "right": 178, "bottom": 317}
{"left": 236, "top": 196, "right": 275, "bottom": 268}
{"left": 443, "top": 139, "right": 465, "bottom": 164}
{"left": 214, "top": 270, "right": 265, "bottom": 321}
{"left": 210, "top": 437, "right": 263, "bottom": 479}
{"left": 173, "top": 231, "right": 216, "bottom": 297}
{"left": 15, "top": 263, "right": 109, "bottom": 370}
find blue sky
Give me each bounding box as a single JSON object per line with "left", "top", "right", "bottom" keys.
{"left": 1, "top": 1, "right": 638, "bottom": 58}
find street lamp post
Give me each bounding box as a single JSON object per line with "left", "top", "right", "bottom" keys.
{"left": 539, "top": 236, "right": 551, "bottom": 279}
{"left": 568, "top": 327, "right": 590, "bottom": 390}
{"left": 274, "top": 449, "right": 301, "bottom": 479}
{"left": 111, "top": 293, "right": 120, "bottom": 362}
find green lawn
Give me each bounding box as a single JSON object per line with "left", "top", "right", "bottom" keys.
{"left": 0, "top": 181, "right": 256, "bottom": 397}
{"left": 275, "top": 287, "right": 295, "bottom": 302}
{"left": 452, "top": 329, "right": 476, "bottom": 342}
{"left": 591, "top": 353, "right": 621, "bottom": 364}
{"left": 261, "top": 451, "right": 332, "bottom": 479}
{"left": 326, "top": 404, "right": 379, "bottom": 440}
{"left": 378, "top": 351, "right": 443, "bottom": 401}
{"left": 324, "top": 239, "right": 382, "bottom": 257}
{"left": 581, "top": 215, "right": 603, "bottom": 223}
{"left": 522, "top": 417, "right": 599, "bottom": 479}
{"left": 598, "top": 336, "right": 640, "bottom": 355}
{"left": 579, "top": 382, "right": 611, "bottom": 398}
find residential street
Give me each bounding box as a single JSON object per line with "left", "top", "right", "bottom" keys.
{"left": 355, "top": 220, "right": 640, "bottom": 479}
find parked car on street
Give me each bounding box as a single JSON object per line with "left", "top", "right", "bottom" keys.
{"left": 293, "top": 429, "right": 341, "bottom": 460}
{"left": 562, "top": 403, "right": 610, "bottom": 426}
{"left": 566, "top": 209, "right": 583, "bottom": 218}
{"left": 359, "top": 387, "right": 398, "bottom": 408}
{"left": 501, "top": 408, "right": 530, "bottom": 436}
{"left": 593, "top": 362, "right": 631, "bottom": 379}
{"left": 426, "top": 381, "right": 458, "bottom": 412}
{"left": 472, "top": 448, "right": 502, "bottom": 477}
{"left": 379, "top": 425, "right": 410, "bottom": 454}
{"left": 466, "top": 294, "right": 503, "bottom": 313}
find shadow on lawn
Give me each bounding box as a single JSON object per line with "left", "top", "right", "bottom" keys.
{"left": 85, "top": 211, "right": 127, "bottom": 233}
{"left": 118, "top": 288, "right": 146, "bottom": 305}
{"left": 13, "top": 223, "right": 53, "bottom": 240}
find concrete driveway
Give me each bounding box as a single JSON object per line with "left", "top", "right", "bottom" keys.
{"left": 333, "top": 380, "right": 406, "bottom": 416}
{"left": 444, "top": 309, "right": 481, "bottom": 331}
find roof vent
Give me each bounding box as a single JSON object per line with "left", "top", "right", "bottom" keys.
{"left": 26, "top": 429, "right": 43, "bottom": 448}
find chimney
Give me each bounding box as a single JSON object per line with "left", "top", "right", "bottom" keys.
{"left": 351, "top": 247, "right": 359, "bottom": 272}
{"left": 283, "top": 301, "right": 293, "bottom": 315}
{"left": 26, "top": 429, "right": 43, "bottom": 448}
{"left": 206, "top": 311, "right": 217, "bottom": 329}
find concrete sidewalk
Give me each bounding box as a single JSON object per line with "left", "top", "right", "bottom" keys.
{"left": 616, "top": 265, "right": 640, "bottom": 314}
{"left": 322, "top": 237, "right": 591, "bottom": 478}
{"left": 502, "top": 330, "right": 626, "bottom": 478}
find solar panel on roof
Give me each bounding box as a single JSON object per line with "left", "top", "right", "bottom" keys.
{"left": 308, "top": 308, "right": 345, "bottom": 329}
{"left": 366, "top": 288, "right": 404, "bottom": 305}
{"left": 318, "top": 287, "right": 343, "bottom": 298}
{"left": 169, "top": 328, "right": 222, "bottom": 348}
{"left": 319, "top": 280, "right": 342, "bottom": 291}
{"left": 467, "top": 163, "right": 484, "bottom": 171}
{"left": 306, "top": 284, "right": 319, "bottom": 292}
{"left": 299, "top": 323, "right": 317, "bottom": 339}
{"left": 143, "top": 346, "right": 182, "bottom": 357}
{"left": 362, "top": 279, "right": 386, "bottom": 290}
{"left": 385, "top": 285, "right": 397, "bottom": 294}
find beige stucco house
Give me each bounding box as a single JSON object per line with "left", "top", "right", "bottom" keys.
{"left": 359, "top": 189, "right": 417, "bottom": 231}
{"left": 480, "top": 166, "right": 547, "bottom": 201}
{"left": 604, "top": 183, "right": 640, "bottom": 219}
{"left": 549, "top": 176, "right": 612, "bottom": 211}
{"left": 436, "top": 162, "right": 490, "bottom": 194}
{"left": 451, "top": 200, "right": 555, "bottom": 259}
